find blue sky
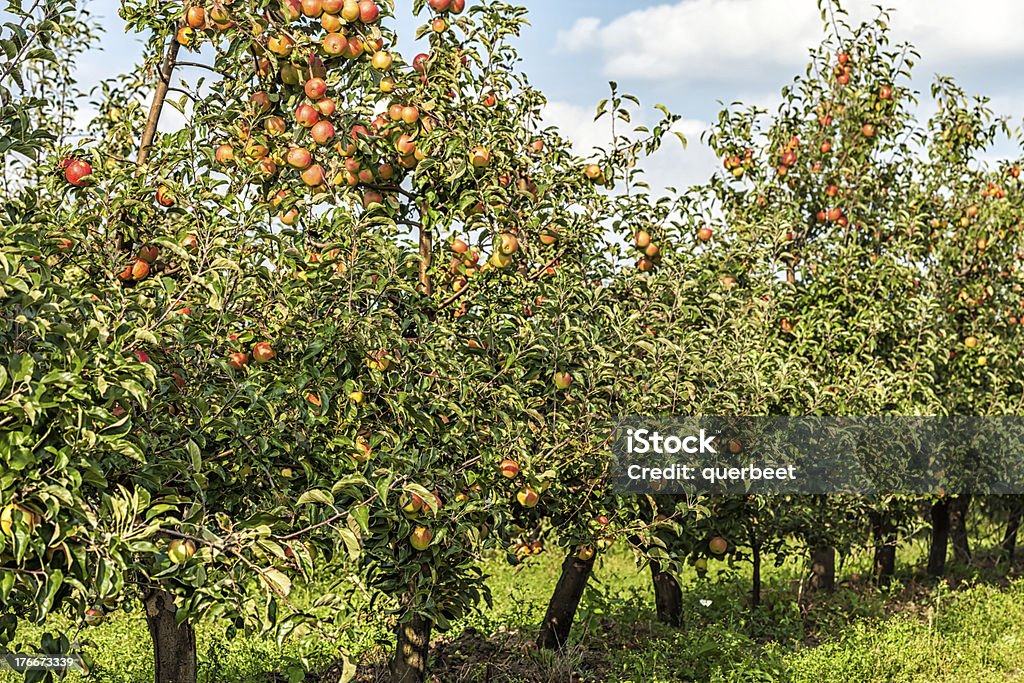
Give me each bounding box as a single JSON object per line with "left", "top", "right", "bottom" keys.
{"left": 75, "top": 0, "right": 1024, "bottom": 189}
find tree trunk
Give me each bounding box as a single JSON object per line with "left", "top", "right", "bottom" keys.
{"left": 650, "top": 559, "right": 683, "bottom": 626}
{"left": 950, "top": 495, "right": 971, "bottom": 564}
{"left": 1003, "top": 499, "right": 1022, "bottom": 562}
{"left": 809, "top": 545, "right": 836, "bottom": 592}
{"left": 537, "top": 548, "right": 596, "bottom": 650}
{"left": 138, "top": 39, "right": 180, "bottom": 165}
{"left": 390, "top": 613, "right": 432, "bottom": 683}
{"left": 144, "top": 589, "right": 197, "bottom": 683}
{"left": 928, "top": 498, "right": 950, "bottom": 577}
{"left": 870, "top": 510, "right": 896, "bottom": 586}
{"left": 750, "top": 528, "right": 761, "bottom": 610}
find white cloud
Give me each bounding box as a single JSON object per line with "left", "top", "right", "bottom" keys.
{"left": 557, "top": 0, "right": 1024, "bottom": 83}
{"left": 543, "top": 99, "right": 715, "bottom": 192}
{"left": 555, "top": 17, "right": 601, "bottom": 53}
{"left": 542, "top": 100, "right": 613, "bottom": 156}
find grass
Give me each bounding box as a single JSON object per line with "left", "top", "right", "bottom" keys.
{"left": 3, "top": 533, "right": 1024, "bottom": 682}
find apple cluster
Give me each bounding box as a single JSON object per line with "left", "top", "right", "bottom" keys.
{"left": 204, "top": 0, "right": 409, "bottom": 221}
{"left": 116, "top": 244, "right": 160, "bottom": 283}
{"left": 775, "top": 135, "right": 801, "bottom": 179}
{"left": 722, "top": 148, "right": 753, "bottom": 179}
{"left": 632, "top": 229, "right": 662, "bottom": 272}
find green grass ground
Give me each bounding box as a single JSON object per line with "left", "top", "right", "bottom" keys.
{"left": 3, "top": 534, "right": 1024, "bottom": 682}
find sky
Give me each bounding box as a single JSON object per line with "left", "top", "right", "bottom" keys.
{"left": 73, "top": 0, "right": 1024, "bottom": 190}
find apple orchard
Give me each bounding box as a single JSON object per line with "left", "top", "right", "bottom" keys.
{"left": 2, "top": 0, "right": 1024, "bottom": 682}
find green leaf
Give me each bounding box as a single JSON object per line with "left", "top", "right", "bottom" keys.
{"left": 260, "top": 568, "right": 291, "bottom": 597}
{"left": 338, "top": 528, "right": 360, "bottom": 560}
{"left": 187, "top": 440, "right": 201, "bottom": 472}
{"left": 296, "top": 489, "right": 333, "bottom": 506}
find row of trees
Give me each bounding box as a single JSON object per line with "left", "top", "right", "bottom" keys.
{"left": 1, "top": 0, "right": 1022, "bottom": 681}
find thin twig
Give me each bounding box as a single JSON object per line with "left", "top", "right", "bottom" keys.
{"left": 175, "top": 61, "right": 223, "bottom": 75}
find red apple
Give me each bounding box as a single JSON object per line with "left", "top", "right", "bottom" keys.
{"left": 215, "top": 144, "right": 234, "bottom": 163}
{"left": 362, "top": 190, "right": 383, "bottom": 208}
{"left": 340, "top": 0, "right": 359, "bottom": 20}
{"left": 500, "top": 459, "right": 519, "bottom": 478}
{"left": 186, "top": 6, "right": 206, "bottom": 28}
{"left": 301, "top": 164, "right": 325, "bottom": 186}
{"left": 64, "top": 159, "right": 92, "bottom": 186}
{"left": 257, "top": 158, "right": 277, "bottom": 177}
{"left": 358, "top": 0, "right": 379, "bottom": 22}
{"left": 516, "top": 487, "right": 539, "bottom": 508}
{"left": 286, "top": 147, "right": 312, "bottom": 169}
{"left": 321, "top": 12, "right": 343, "bottom": 31}
{"left": 253, "top": 342, "right": 276, "bottom": 363}
{"left": 409, "top": 526, "right": 432, "bottom": 550}
{"left": 371, "top": 50, "right": 392, "bottom": 70}
{"left": 264, "top": 116, "right": 287, "bottom": 136}
{"left": 498, "top": 233, "right": 518, "bottom": 254}
{"left": 296, "top": 103, "right": 320, "bottom": 127}
{"left": 342, "top": 37, "right": 364, "bottom": 59}
{"left": 401, "top": 106, "right": 420, "bottom": 124}
{"left": 315, "top": 97, "right": 336, "bottom": 116}
{"left": 322, "top": 32, "right": 345, "bottom": 55}
{"left": 304, "top": 78, "right": 327, "bottom": 100}
{"left": 131, "top": 259, "right": 150, "bottom": 280}
{"left": 310, "top": 120, "right": 335, "bottom": 144}
{"left": 469, "top": 146, "right": 490, "bottom": 168}
{"left": 267, "top": 34, "right": 294, "bottom": 57}
{"left": 155, "top": 185, "right": 175, "bottom": 207}
{"left": 396, "top": 133, "right": 417, "bottom": 156}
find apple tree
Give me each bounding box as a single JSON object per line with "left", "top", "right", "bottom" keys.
{"left": 94, "top": 0, "right": 694, "bottom": 680}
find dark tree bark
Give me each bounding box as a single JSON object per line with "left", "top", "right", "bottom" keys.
{"left": 928, "top": 498, "right": 950, "bottom": 577}
{"left": 870, "top": 510, "right": 897, "bottom": 586}
{"left": 1003, "top": 498, "right": 1022, "bottom": 562}
{"left": 809, "top": 545, "right": 836, "bottom": 592}
{"left": 537, "top": 549, "right": 596, "bottom": 650}
{"left": 390, "top": 613, "right": 432, "bottom": 683}
{"left": 144, "top": 589, "right": 197, "bottom": 683}
{"left": 750, "top": 527, "right": 761, "bottom": 610}
{"left": 650, "top": 559, "right": 683, "bottom": 626}
{"left": 949, "top": 495, "right": 972, "bottom": 564}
